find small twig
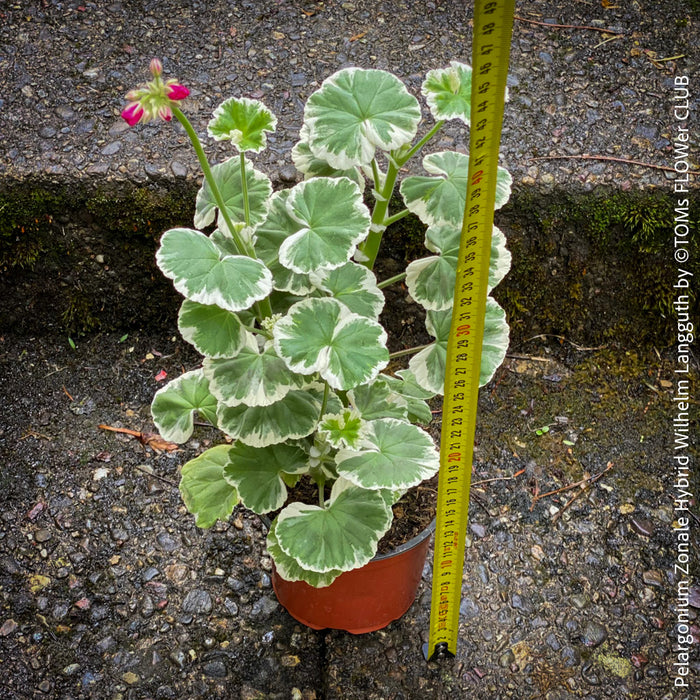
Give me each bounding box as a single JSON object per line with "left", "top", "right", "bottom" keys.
{"left": 524, "top": 334, "right": 607, "bottom": 352}
{"left": 514, "top": 15, "right": 625, "bottom": 36}
{"left": 472, "top": 469, "right": 526, "bottom": 487}
{"left": 593, "top": 35, "right": 624, "bottom": 49}
{"left": 530, "top": 154, "right": 696, "bottom": 175}
{"left": 20, "top": 429, "right": 52, "bottom": 441}
{"left": 551, "top": 488, "right": 586, "bottom": 523}
{"left": 531, "top": 461, "right": 614, "bottom": 508}
{"left": 134, "top": 465, "right": 177, "bottom": 487}
{"left": 98, "top": 424, "right": 142, "bottom": 437}
{"left": 62, "top": 385, "right": 74, "bottom": 402}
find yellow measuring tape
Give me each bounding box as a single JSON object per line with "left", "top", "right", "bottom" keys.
{"left": 426, "top": 0, "right": 515, "bottom": 661}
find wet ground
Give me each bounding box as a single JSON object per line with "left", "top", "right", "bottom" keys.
{"left": 1, "top": 0, "right": 699, "bottom": 698}
{"left": 1, "top": 327, "right": 697, "bottom": 699}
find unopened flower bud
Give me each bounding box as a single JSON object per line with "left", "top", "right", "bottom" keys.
{"left": 149, "top": 58, "right": 163, "bottom": 77}
{"left": 167, "top": 84, "right": 190, "bottom": 101}
{"left": 121, "top": 102, "right": 144, "bottom": 126}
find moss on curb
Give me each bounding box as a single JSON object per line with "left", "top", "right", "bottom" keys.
{"left": 1, "top": 178, "right": 697, "bottom": 344}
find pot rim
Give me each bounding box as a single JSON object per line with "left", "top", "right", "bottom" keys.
{"left": 371, "top": 517, "right": 436, "bottom": 561}
{"left": 260, "top": 515, "right": 436, "bottom": 562}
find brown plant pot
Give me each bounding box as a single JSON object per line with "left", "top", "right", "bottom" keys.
{"left": 271, "top": 519, "right": 435, "bottom": 634}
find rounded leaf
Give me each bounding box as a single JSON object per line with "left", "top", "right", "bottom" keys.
{"left": 480, "top": 297, "right": 510, "bottom": 386}
{"left": 335, "top": 418, "right": 439, "bottom": 491}
{"left": 292, "top": 125, "right": 365, "bottom": 186}
{"left": 207, "top": 97, "right": 277, "bottom": 152}
{"left": 179, "top": 445, "right": 239, "bottom": 528}
{"left": 254, "top": 190, "right": 315, "bottom": 294}
{"left": 278, "top": 178, "right": 371, "bottom": 274}
{"left": 203, "top": 337, "right": 305, "bottom": 408}
{"left": 151, "top": 369, "right": 218, "bottom": 443}
{"left": 194, "top": 157, "right": 272, "bottom": 231}
{"left": 422, "top": 61, "right": 473, "bottom": 124}
{"left": 223, "top": 442, "right": 308, "bottom": 514}
{"left": 310, "top": 262, "right": 384, "bottom": 318}
{"left": 408, "top": 309, "right": 452, "bottom": 394}
{"left": 156, "top": 228, "right": 273, "bottom": 312}
{"left": 400, "top": 151, "right": 512, "bottom": 226}
{"left": 216, "top": 383, "right": 338, "bottom": 447}
{"left": 274, "top": 483, "right": 392, "bottom": 573}
{"left": 273, "top": 297, "right": 389, "bottom": 391}
{"left": 489, "top": 226, "right": 512, "bottom": 292}
{"left": 266, "top": 520, "right": 343, "bottom": 587}
{"left": 178, "top": 299, "right": 248, "bottom": 358}
{"left": 304, "top": 67, "right": 421, "bottom": 169}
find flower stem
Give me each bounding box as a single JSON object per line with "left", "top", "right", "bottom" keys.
{"left": 172, "top": 107, "right": 272, "bottom": 319}
{"left": 389, "top": 343, "right": 431, "bottom": 359}
{"left": 239, "top": 152, "right": 251, "bottom": 228}
{"left": 172, "top": 107, "right": 248, "bottom": 256}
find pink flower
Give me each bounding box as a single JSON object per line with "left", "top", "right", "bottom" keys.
{"left": 121, "top": 59, "right": 189, "bottom": 127}
{"left": 121, "top": 102, "right": 145, "bottom": 126}
{"left": 167, "top": 84, "right": 190, "bottom": 101}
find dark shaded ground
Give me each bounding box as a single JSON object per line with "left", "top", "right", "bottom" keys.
{"left": 0, "top": 1, "right": 699, "bottom": 698}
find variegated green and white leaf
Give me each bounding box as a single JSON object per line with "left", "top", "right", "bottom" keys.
{"left": 203, "top": 336, "right": 305, "bottom": 408}
{"left": 405, "top": 253, "right": 457, "bottom": 312}
{"left": 400, "top": 152, "right": 512, "bottom": 226}
{"left": 381, "top": 369, "right": 435, "bottom": 425}
{"left": 318, "top": 408, "right": 364, "bottom": 449}
{"left": 217, "top": 383, "right": 340, "bottom": 447}
{"left": 156, "top": 228, "right": 273, "bottom": 312}
{"left": 336, "top": 417, "right": 439, "bottom": 491}
{"left": 254, "top": 190, "right": 315, "bottom": 294}
{"left": 151, "top": 368, "right": 219, "bottom": 443}
{"left": 178, "top": 299, "right": 248, "bottom": 359}
{"left": 278, "top": 178, "right": 371, "bottom": 274}
{"left": 310, "top": 262, "right": 384, "bottom": 318}
{"left": 347, "top": 379, "right": 408, "bottom": 421}
{"left": 266, "top": 520, "right": 343, "bottom": 588}
{"left": 179, "top": 445, "right": 239, "bottom": 528}
{"left": 207, "top": 97, "right": 277, "bottom": 153}
{"left": 222, "top": 442, "right": 308, "bottom": 514}
{"left": 273, "top": 297, "right": 388, "bottom": 391}
{"left": 422, "top": 61, "right": 473, "bottom": 124}
{"left": 480, "top": 297, "right": 510, "bottom": 386}
{"left": 408, "top": 309, "right": 452, "bottom": 394}
{"left": 194, "top": 157, "right": 272, "bottom": 231}
{"left": 274, "top": 481, "right": 392, "bottom": 573}
{"left": 304, "top": 67, "right": 421, "bottom": 169}
{"left": 292, "top": 125, "right": 364, "bottom": 186}
{"left": 489, "top": 226, "right": 511, "bottom": 292}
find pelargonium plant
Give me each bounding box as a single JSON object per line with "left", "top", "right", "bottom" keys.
{"left": 122, "top": 60, "right": 512, "bottom": 587}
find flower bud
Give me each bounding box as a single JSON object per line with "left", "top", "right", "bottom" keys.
{"left": 149, "top": 58, "right": 163, "bottom": 77}
{"left": 167, "top": 84, "right": 190, "bottom": 101}
{"left": 121, "top": 102, "right": 144, "bottom": 126}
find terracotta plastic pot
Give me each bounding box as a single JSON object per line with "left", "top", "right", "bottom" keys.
{"left": 271, "top": 519, "right": 435, "bottom": 634}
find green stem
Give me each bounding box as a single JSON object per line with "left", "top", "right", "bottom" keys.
{"left": 318, "top": 477, "right": 326, "bottom": 508}
{"left": 359, "top": 157, "right": 400, "bottom": 270}
{"left": 172, "top": 107, "right": 272, "bottom": 320}
{"left": 389, "top": 343, "right": 431, "bottom": 360}
{"left": 398, "top": 120, "right": 444, "bottom": 165}
{"left": 384, "top": 208, "right": 411, "bottom": 227}
{"left": 239, "top": 152, "right": 251, "bottom": 228}
{"left": 377, "top": 272, "right": 406, "bottom": 290}
{"left": 172, "top": 107, "right": 248, "bottom": 257}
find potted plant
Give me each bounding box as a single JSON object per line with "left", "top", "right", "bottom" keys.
{"left": 120, "top": 59, "right": 512, "bottom": 632}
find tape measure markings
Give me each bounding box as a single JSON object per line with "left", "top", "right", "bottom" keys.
{"left": 426, "top": 0, "right": 516, "bottom": 661}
